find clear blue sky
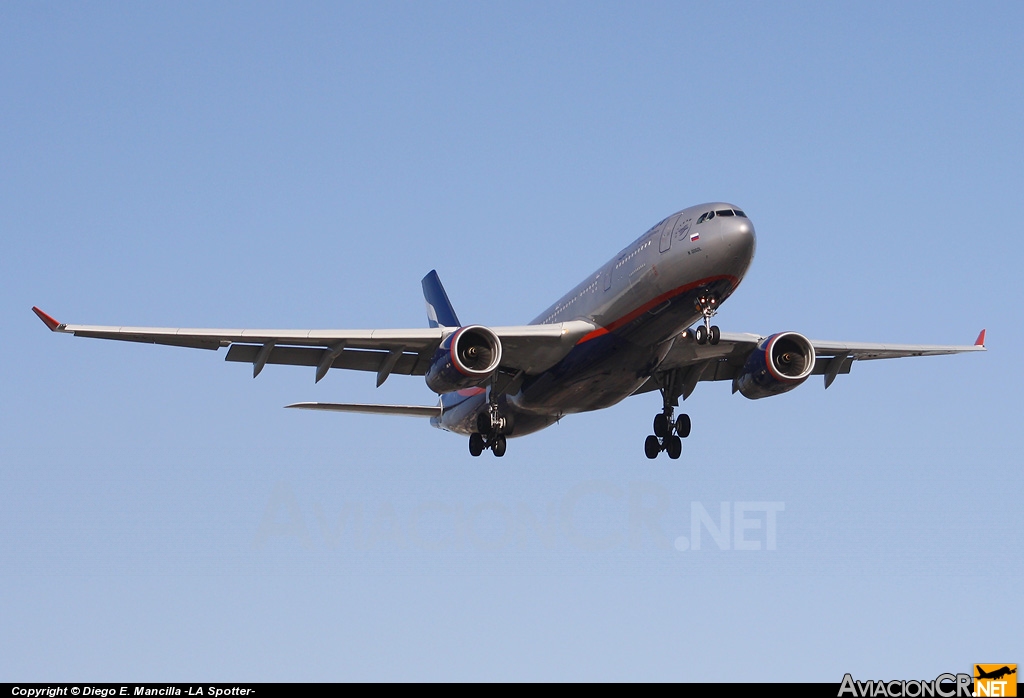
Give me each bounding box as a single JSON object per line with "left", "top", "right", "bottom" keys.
{"left": 2, "top": 1, "right": 1021, "bottom": 681}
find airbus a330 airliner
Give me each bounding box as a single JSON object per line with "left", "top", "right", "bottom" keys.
{"left": 33, "top": 202, "right": 986, "bottom": 458}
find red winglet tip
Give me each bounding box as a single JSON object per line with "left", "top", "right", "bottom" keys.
{"left": 32, "top": 306, "right": 61, "bottom": 331}
{"left": 974, "top": 329, "right": 986, "bottom": 347}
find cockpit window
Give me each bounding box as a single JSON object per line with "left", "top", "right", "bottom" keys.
{"left": 696, "top": 212, "right": 708, "bottom": 224}
{"left": 733, "top": 209, "right": 747, "bottom": 218}
{"left": 716, "top": 209, "right": 735, "bottom": 217}
{"left": 707, "top": 210, "right": 715, "bottom": 220}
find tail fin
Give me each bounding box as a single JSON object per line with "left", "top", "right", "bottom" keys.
{"left": 421, "top": 270, "right": 461, "bottom": 328}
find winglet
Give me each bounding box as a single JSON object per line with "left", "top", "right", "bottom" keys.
{"left": 974, "top": 329, "right": 986, "bottom": 347}
{"left": 32, "top": 306, "right": 63, "bottom": 331}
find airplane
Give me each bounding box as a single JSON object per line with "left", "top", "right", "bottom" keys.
{"left": 975, "top": 666, "right": 1016, "bottom": 681}
{"left": 32, "top": 202, "right": 986, "bottom": 458}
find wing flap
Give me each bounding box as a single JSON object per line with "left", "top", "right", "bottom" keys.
{"left": 225, "top": 344, "right": 429, "bottom": 376}
{"left": 67, "top": 324, "right": 444, "bottom": 350}
{"left": 70, "top": 329, "right": 227, "bottom": 350}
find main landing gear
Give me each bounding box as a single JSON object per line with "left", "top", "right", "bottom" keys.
{"left": 645, "top": 411, "right": 690, "bottom": 460}
{"left": 694, "top": 293, "right": 721, "bottom": 345}
{"left": 469, "top": 404, "right": 507, "bottom": 457}
{"left": 645, "top": 371, "right": 693, "bottom": 459}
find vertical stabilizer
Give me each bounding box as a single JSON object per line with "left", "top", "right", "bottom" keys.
{"left": 421, "top": 270, "right": 461, "bottom": 328}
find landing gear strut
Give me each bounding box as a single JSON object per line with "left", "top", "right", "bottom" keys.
{"left": 469, "top": 396, "right": 508, "bottom": 458}
{"left": 694, "top": 293, "right": 721, "bottom": 345}
{"left": 645, "top": 373, "right": 691, "bottom": 460}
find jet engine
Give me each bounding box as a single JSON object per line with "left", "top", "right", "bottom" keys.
{"left": 425, "top": 325, "right": 503, "bottom": 394}
{"left": 734, "top": 331, "right": 816, "bottom": 400}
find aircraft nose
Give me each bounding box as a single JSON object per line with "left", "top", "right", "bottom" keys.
{"left": 720, "top": 216, "right": 756, "bottom": 269}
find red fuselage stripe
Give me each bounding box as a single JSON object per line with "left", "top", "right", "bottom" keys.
{"left": 575, "top": 274, "right": 738, "bottom": 345}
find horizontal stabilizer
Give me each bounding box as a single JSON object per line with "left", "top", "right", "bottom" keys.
{"left": 285, "top": 402, "right": 441, "bottom": 417}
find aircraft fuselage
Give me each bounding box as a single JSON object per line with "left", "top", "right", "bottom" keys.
{"left": 433, "top": 202, "right": 757, "bottom": 436}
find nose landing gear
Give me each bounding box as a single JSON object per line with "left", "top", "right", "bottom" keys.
{"left": 694, "top": 294, "right": 721, "bottom": 345}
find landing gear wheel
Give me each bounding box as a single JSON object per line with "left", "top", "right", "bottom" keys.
{"left": 644, "top": 435, "right": 661, "bottom": 459}
{"left": 665, "top": 435, "right": 682, "bottom": 459}
{"left": 492, "top": 434, "right": 507, "bottom": 457}
{"left": 695, "top": 292, "right": 721, "bottom": 346}
{"left": 469, "top": 433, "right": 485, "bottom": 457}
{"left": 476, "top": 412, "right": 493, "bottom": 435}
{"left": 653, "top": 413, "right": 670, "bottom": 438}
{"left": 675, "top": 413, "right": 691, "bottom": 438}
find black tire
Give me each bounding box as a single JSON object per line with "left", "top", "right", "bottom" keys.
{"left": 709, "top": 325, "right": 721, "bottom": 345}
{"left": 469, "top": 433, "right": 485, "bottom": 457}
{"left": 644, "top": 435, "right": 660, "bottom": 459}
{"left": 665, "top": 435, "right": 682, "bottom": 459}
{"left": 675, "top": 413, "right": 691, "bottom": 438}
{"left": 695, "top": 325, "right": 708, "bottom": 345}
{"left": 476, "top": 412, "right": 492, "bottom": 435}
{"left": 492, "top": 434, "right": 507, "bottom": 457}
{"left": 653, "top": 413, "right": 670, "bottom": 438}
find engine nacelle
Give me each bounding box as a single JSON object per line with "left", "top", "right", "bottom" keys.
{"left": 425, "top": 325, "right": 503, "bottom": 394}
{"left": 734, "top": 331, "right": 816, "bottom": 400}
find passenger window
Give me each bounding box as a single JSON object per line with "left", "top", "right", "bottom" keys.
{"left": 716, "top": 209, "right": 734, "bottom": 217}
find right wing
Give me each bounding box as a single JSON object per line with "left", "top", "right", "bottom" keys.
{"left": 635, "top": 328, "right": 986, "bottom": 399}
{"left": 32, "top": 307, "right": 594, "bottom": 385}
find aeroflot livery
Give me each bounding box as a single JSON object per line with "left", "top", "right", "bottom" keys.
{"left": 33, "top": 202, "right": 986, "bottom": 458}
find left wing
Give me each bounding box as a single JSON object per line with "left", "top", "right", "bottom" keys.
{"left": 636, "top": 328, "right": 987, "bottom": 399}
{"left": 31, "top": 307, "right": 594, "bottom": 385}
